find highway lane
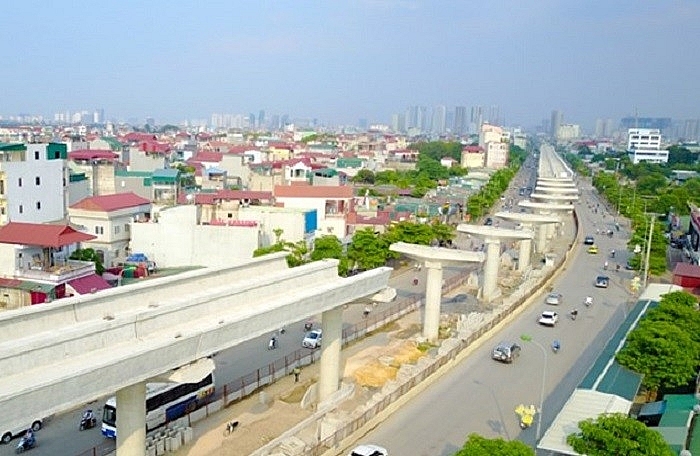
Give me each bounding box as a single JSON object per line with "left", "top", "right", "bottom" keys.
{"left": 351, "top": 182, "right": 636, "bottom": 455}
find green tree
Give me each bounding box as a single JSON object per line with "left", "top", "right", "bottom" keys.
{"left": 616, "top": 320, "right": 699, "bottom": 392}
{"left": 454, "top": 434, "right": 534, "bottom": 456}
{"left": 352, "top": 169, "right": 375, "bottom": 185}
{"left": 566, "top": 413, "right": 674, "bottom": 456}
{"left": 311, "top": 235, "right": 343, "bottom": 261}
{"left": 347, "top": 228, "right": 389, "bottom": 271}
{"left": 70, "top": 248, "right": 105, "bottom": 275}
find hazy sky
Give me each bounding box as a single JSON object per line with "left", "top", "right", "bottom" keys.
{"left": 2, "top": 0, "right": 699, "bottom": 129}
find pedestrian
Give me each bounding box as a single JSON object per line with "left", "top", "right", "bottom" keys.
{"left": 293, "top": 367, "right": 301, "bottom": 383}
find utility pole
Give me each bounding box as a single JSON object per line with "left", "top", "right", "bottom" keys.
{"left": 642, "top": 214, "right": 654, "bottom": 290}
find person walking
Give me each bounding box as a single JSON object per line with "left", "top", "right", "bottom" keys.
{"left": 293, "top": 366, "right": 301, "bottom": 383}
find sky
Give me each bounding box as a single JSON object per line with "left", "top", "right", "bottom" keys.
{"left": 2, "top": 0, "right": 699, "bottom": 130}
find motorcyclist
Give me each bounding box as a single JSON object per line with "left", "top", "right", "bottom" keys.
{"left": 363, "top": 305, "right": 371, "bottom": 318}
{"left": 268, "top": 336, "right": 277, "bottom": 350}
{"left": 552, "top": 339, "right": 561, "bottom": 352}
{"left": 604, "top": 261, "right": 609, "bottom": 270}
{"left": 82, "top": 409, "right": 94, "bottom": 422}
{"left": 584, "top": 296, "right": 593, "bottom": 306}
{"left": 610, "top": 249, "right": 615, "bottom": 258}
{"left": 22, "top": 429, "right": 36, "bottom": 448}
{"left": 571, "top": 308, "right": 579, "bottom": 320}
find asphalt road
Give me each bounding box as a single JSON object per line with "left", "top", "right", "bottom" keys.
{"left": 351, "top": 181, "right": 637, "bottom": 455}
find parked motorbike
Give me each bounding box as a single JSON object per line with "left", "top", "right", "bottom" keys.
{"left": 15, "top": 433, "right": 36, "bottom": 453}
{"left": 79, "top": 410, "right": 97, "bottom": 431}
{"left": 268, "top": 336, "right": 278, "bottom": 350}
{"left": 584, "top": 296, "right": 593, "bottom": 307}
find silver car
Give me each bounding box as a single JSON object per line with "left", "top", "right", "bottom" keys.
{"left": 545, "top": 292, "right": 562, "bottom": 305}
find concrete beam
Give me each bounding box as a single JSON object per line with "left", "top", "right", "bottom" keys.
{"left": 0, "top": 259, "right": 391, "bottom": 431}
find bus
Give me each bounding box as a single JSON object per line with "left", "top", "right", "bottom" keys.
{"left": 101, "top": 373, "right": 214, "bottom": 438}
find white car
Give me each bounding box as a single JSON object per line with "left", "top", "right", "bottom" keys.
{"left": 302, "top": 329, "right": 322, "bottom": 349}
{"left": 538, "top": 311, "right": 559, "bottom": 327}
{"left": 545, "top": 292, "right": 562, "bottom": 305}
{"left": 348, "top": 444, "right": 388, "bottom": 456}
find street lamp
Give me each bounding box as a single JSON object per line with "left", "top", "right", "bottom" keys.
{"left": 520, "top": 334, "right": 547, "bottom": 441}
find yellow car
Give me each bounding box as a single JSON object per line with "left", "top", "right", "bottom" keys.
{"left": 587, "top": 245, "right": 599, "bottom": 254}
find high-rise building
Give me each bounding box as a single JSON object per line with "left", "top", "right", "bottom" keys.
{"left": 551, "top": 110, "right": 563, "bottom": 139}
{"left": 258, "top": 110, "right": 266, "bottom": 129}
{"left": 454, "top": 106, "right": 467, "bottom": 135}
{"left": 488, "top": 105, "right": 500, "bottom": 125}
{"left": 432, "top": 105, "right": 446, "bottom": 134}
{"left": 470, "top": 106, "right": 483, "bottom": 134}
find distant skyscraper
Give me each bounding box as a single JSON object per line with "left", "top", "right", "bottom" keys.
{"left": 488, "top": 105, "right": 500, "bottom": 125}
{"left": 551, "top": 110, "right": 563, "bottom": 139}
{"left": 454, "top": 106, "right": 467, "bottom": 135}
{"left": 93, "top": 108, "right": 104, "bottom": 124}
{"left": 391, "top": 113, "right": 406, "bottom": 133}
{"left": 358, "top": 118, "right": 368, "bottom": 130}
{"left": 432, "top": 105, "right": 446, "bottom": 134}
{"left": 258, "top": 110, "right": 265, "bottom": 129}
{"left": 470, "top": 106, "right": 483, "bottom": 134}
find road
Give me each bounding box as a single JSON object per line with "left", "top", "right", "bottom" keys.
{"left": 351, "top": 180, "right": 637, "bottom": 455}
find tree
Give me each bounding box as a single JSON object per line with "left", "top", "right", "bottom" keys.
{"left": 352, "top": 169, "right": 375, "bottom": 185}
{"left": 566, "top": 413, "right": 674, "bottom": 456}
{"left": 311, "top": 235, "right": 343, "bottom": 261}
{"left": 70, "top": 248, "right": 105, "bottom": 275}
{"left": 616, "top": 320, "right": 699, "bottom": 392}
{"left": 347, "top": 228, "right": 389, "bottom": 271}
{"left": 454, "top": 434, "right": 534, "bottom": 456}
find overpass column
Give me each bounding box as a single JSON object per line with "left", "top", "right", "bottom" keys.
{"left": 518, "top": 238, "right": 532, "bottom": 272}
{"left": 319, "top": 307, "right": 343, "bottom": 402}
{"left": 482, "top": 238, "right": 501, "bottom": 302}
{"left": 423, "top": 260, "right": 443, "bottom": 343}
{"left": 116, "top": 381, "right": 146, "bottom": 456}
{"left": 536, "top": 224, "right": 547, "bottom": 253}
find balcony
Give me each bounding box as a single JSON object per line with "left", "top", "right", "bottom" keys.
{"left": 15, "top": 259, "right": 96, "bottom": 283}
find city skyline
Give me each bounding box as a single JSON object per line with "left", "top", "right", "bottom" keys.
{"left": 2, "top": 1, "right": 699, "bottom": 130}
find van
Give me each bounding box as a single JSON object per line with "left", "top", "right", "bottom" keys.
{"left": 491, "top": 341, "right": 521, "bottom": 363}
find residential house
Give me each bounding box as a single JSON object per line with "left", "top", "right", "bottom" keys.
{"left": 68, "top": 192, "right": 152, "bottom": 267}
{"left": 461, "top": 145, "right": 485, "bottom": 168}
{"left": 67, "top": 149, "right": 119, "bottom": 197}
{"left": 479, "top": 124, "right": 509, "bottom": 169}
{"left": 274, "top": 185, "right": 354, "bottom": 238}
{"left": 0, "top": 222, "right": 111, "bottom": 310}
{"left": 0, "top": 142, "right": 69, "bottom": 225}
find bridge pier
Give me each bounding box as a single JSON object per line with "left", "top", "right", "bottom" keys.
{"left": 116, "top": 381, "right": 146, "bottom": 456}
{"left": 319, "top": 307, "right": 343, "bottom": 402}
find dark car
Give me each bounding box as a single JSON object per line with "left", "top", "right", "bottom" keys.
{"left": 484, "top": 217, "right": 493, "bottom": 226}
{"left": 584, "top": 236, "right": 595, "bottom": 245}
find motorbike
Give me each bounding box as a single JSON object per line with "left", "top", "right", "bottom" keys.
{"left": 304, "top": 321, "right": 313, "bottom": 332}
{"left": 15, "top": 434, "right": 36, "bottom": 453}
{"left": 570, "top": 309, "right": 578, "bottom": 321}
{"left": 551, "top": 340, "right": 561, "bottom": 353}
{"left": 515, "top": 404, "right": 536, "bottom": 429}
{"left": 79, "top": 411, "right": 97, "bottom": 431}
{"left": 584, "top": 296, "right": 593, "bottom": 307}
{"left": 268, "top": 336, "right": 278, "bottom": 350}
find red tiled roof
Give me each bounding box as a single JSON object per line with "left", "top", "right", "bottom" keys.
{"left": 673, "top": 263, "right": 700, "bottom": 279}
{"left": 70, "top": 192, "right": 151, "bottom": 212}
{"left": 274, "top": 185, "right": 353, "bottom": 198}
{"left": 0, "top": 223, "right": 96, "bottom": 248}
{"left": 68, "top": 150, "right": 119, "bottom": 161}
{"left": 67, "top": 274, "right": 112, "bottom": 294}
{"left": 192, "top": 151, "right": 223, "bottom": 162}
{"left": 463, "top": 146, "right": 484, "bottom": 153}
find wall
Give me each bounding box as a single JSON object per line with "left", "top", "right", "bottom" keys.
{"left": 130, "top": 205, "right": 259, "bottom": 267}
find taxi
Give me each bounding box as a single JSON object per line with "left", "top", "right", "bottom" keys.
{"left": 587, "top": 245, "right": 599, "bottom": 254}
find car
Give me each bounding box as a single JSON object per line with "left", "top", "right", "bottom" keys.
{"left": 539, "top": 311, "right": 559, "bottom": 326}
{"left": 625, "top": 260, "right": 636, "bottom": 270}
{"left": 484, "top": 217, "right": 493, "bottom": 226}
{"left": 595, "top": 275, "right": 610, "bottom": 288}
{"left": 584, "top": 236, "right": 595, "bottom": 245}
{"left": 545, "top": 292, "right": 562, "bottom": 305}
{"left": 587, "top": 245, "right": 599, "bottom": 254}
{"left": 348, "top": 444, "right": 388, "bottom": 456}
{"left": 302, "top": 329, "right": 322, "bottom": 349}
{"left": 491, "top": 341, "right": 522, "bottom": 363}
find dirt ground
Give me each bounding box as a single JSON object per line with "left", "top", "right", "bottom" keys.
{"left": 173, "top": 312, "right": 424, "bottom": 456}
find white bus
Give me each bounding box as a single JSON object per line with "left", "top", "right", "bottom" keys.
{"left": 101, "top": 373, "right": 214, "bottom": 439}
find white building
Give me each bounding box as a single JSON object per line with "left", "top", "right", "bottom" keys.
{"left": 478, "top": 124, "right": 509, "bottom": 169}
{"left": 627, "top": 128, "right": 669, "bottom": 164}
{"left": 0, "top": 142, "right": 68, "bottom": 225}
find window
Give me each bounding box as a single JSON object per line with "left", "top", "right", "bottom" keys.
{"left": 114, "top": 226, "right": 120, "bottom": 234}
{"left": 95, "top": 226, "right": 104, "bottom": 235}
{"left": 125, "top": 224, "right": 130, "bottom": 232}
{"left": 18, "top": 205, "right": 23, "bottom": 214}
{"left": 34, "top": 151, "right": 39, "bottom": 160}
{"left": 36, "top": 201, "right": 41, "bottom": 210}
{"left": 35, "top": 176, "right": 41, "bottom": 185}
{"left": 18, "top": 178, "right": 22, "bottom": 187}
